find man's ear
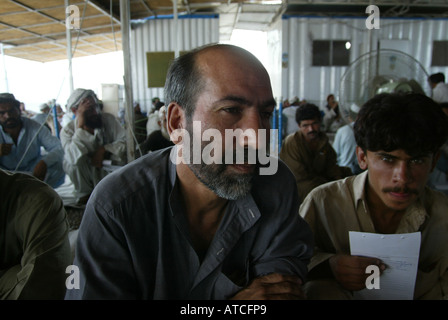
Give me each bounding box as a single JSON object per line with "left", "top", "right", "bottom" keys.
{"left": 166, "top": 102, "right": 185, "bottom": 144}
{"left": 356, "top": 146, "right": 368, "bottom": 170}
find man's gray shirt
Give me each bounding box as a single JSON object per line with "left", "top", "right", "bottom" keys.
{"left": 66, "top": 147, "right": 313, "bottom": 299}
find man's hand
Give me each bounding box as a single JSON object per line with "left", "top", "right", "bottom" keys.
{"left": 76, "top": 97, "right": 97, "bottom": 134}
{"left": 0, "top": 143, "right": 12, "bottom": 156}
{"left": 231, "top": 273, "right": 306, "bottom": 300}
{"left": 329, "top": 254, "right": 386, "bottom": 291}
{"left": 91, "top": 146, "right": 106, "bottom": 168}
{"left": 33, "top": 160, "right": 47, "bottom": 181}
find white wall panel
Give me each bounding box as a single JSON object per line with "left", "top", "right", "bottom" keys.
{"left": 282, "top": 16, "right": 448, "bottom": 110}
{"left": 130, "top": 16, "right": 219, "bottom": 113}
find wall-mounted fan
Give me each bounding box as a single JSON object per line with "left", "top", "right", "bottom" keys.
{"left": 339, "top": 49, "right": 431, "bottom": 122}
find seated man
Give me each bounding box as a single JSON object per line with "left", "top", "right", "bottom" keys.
{"left": 0, "top": 93, "right": 65, "bottom": 188}
{"left": 279, "top": 103, "right": 352, "bottom": 201}
{"left": 299, "top": 93, "right": 448, "bottom": 300}
{"left": 65, "top": 44, "right": 313, "bottom": 300}
{"left": 60, "top": 89, "right": 126, "bottom": 204}
{"left": 332, "top": 103, "right": 363, "bottom": 175}
{"left": 0, "top": 169, "right": 71, "bottom": 299}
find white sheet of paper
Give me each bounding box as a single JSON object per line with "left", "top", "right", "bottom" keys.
{"left": 349, "top": 231, "right": 421, "bottom": 300}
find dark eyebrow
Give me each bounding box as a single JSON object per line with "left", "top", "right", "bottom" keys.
{"left": 376, "top": 152, "right": 397, "bottom": 159}
{"left": 375, "top": 151, "right": 430, "bottom": 160}
{"left": 216, "top": 95, "right": 277, "bottom": 109}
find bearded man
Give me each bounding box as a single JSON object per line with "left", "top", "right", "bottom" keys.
{"left": 66, "top": 44, "right": 313, "bottom": 300}
{"left": 60, "top": 89, "right": 126, "bottom": 204}
{"left": 0, "top": 93, "right": 65, "bottom": 188}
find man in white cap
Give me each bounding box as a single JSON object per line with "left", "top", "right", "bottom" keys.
{"left": 60, "top": 88, "right": 126, "bottom": 204}
{"left": 0, "top": 93, "right": 65, "bottom": 188}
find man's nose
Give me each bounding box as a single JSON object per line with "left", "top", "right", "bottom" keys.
{"left": 238, "top": 108, "right": 263, "bottom": 149}
{"left": 393, "top": 161, "right": 412, "bottom": 183}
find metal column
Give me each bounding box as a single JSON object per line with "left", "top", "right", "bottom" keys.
{"left": 120, "top": 0, "right": 135, "bottom": 163}
{"left": 65, "top": 0, "right": 74, "bottom": 94}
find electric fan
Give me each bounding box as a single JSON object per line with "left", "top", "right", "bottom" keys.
{"left": 338, "top": 49, "right": 431, "bottom": 121}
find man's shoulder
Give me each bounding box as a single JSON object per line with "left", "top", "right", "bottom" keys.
{"left": 101, "top": 112, "right": 121, "bottom": 125}
{"left": 91, "top": 147, "right": 173, "bottom": 204}
{"left": 0, "top": 170, "right": 61, "bottom": 204}
{"left": 254, "top": 157, "right": 296, "bottom": 190}
{"left": 308, "top": 173, "right": 359, "bottom": 199}
{"left": 22, "top": 116, "right": 41, "bottom": 128}
{"left": 283, "top": 130, "right": 301, "bottom": 144}
{"left": 423, "top": 187, "right": 448, "bottom": 217}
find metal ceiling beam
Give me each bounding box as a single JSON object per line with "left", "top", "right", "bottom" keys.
{"left": 89, "top": 0, "right": 121, "bottom": 24}
{"left": 138, "top": 0, "right": 157, "bottom": 16}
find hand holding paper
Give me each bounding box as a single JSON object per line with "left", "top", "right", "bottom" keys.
{"left": 329, "top": 254, "right": 386, "bottom": 291}
{"left": 349, "top": 231, "right": 421, "bottom": 300}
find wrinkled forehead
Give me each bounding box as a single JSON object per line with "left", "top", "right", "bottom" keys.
{"left": 200, "top": 47, "right": 269, "bottom": 80}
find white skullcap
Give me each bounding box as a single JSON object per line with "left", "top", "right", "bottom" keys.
{"left": 67, "top": 88, "right": 96, "bottom": 110}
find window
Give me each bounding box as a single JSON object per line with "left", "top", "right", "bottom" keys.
{"left": 431, "top": 41, "right": 448, "bottom": 66}
{"left": 312, "top": 40, "right": 351, "bottom": 66}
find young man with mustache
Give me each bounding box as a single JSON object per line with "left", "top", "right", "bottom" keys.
{"left": 279, "top": 103, "right": 352, "bottom": 202}
{"left": 299, "top": 92, "right": 448, "bottom": 299}
{"left": 65, "top": 44, "right": 313, "bottom": 300}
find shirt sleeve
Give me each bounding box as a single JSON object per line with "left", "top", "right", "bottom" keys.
{"left": 0, "top": 181, "right": 71, "bottom": 299}
{"left": 65, "top": 200, "right": 139, "bottom": 300}
{"left": 299, "top": 191, "right": 335, "bottom": 271}
{"left": 60, "top": 123, "right": 97, "bottom": 166}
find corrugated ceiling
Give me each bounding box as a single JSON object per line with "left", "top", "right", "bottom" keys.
{"left": 0, "top": 0, "right": 447, "bottom": 62}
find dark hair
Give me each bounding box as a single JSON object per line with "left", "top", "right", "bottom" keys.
{"left": 0, "top": 94, "right": 20, "bottom": 109}
{"left": 428, "top": 72, "right": 445, "bottom": 84}
{"left": 295, "top": 103, "right": 322, "bottom": 125}
{"left": 164, "top": 45, "right": 211, "bottom": 119}
{"left": 354, "top": 93, "right": 448, "bottom": 156}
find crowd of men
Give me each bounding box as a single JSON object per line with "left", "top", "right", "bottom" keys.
{"left": 1, "top": 44, "right": 448, "bottom": 301}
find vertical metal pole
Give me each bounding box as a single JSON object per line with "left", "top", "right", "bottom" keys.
{"left": 65, "top": 0, "right": 74, "bottom": 94}
{"left": 272, "top": 104, "right": 277, "bottom": 156}
{"left": 173, "top": 0, "right": 180, "bottom": 58}
{"left": 51, "top": 99, "right": 60, "bottom": 139}
{"left": 120, "top": 0, "right": 135, "bottom": 163}
{"left": 278, "top": 100, "right": 283, "bottom": 151}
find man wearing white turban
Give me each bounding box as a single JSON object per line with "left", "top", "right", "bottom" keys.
{"left": 60, "top": 88, "right": 126, "bottom": 204}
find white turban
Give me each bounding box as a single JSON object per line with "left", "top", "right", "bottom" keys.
{"left": 67, "top": 89, "right": 97, "bottom": 110}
